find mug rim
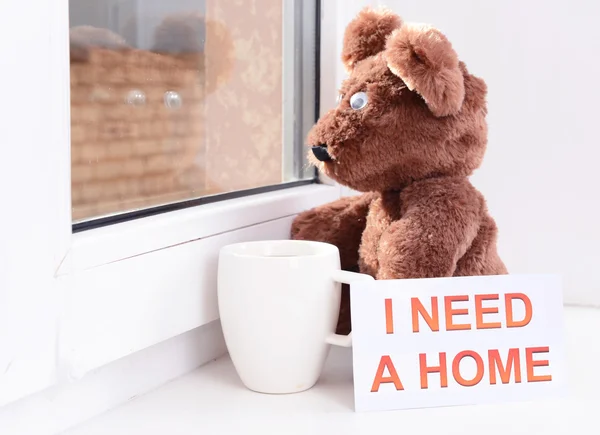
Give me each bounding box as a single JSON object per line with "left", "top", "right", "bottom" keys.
{"left": 219, "top": 239, "right": 338, "bottom": 259}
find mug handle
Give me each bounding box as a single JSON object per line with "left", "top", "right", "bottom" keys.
{"left": 325, "top": 269, "right": 374, "bottom": 348}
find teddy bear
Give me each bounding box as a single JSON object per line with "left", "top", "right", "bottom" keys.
{"left": 68, "top": 14, "right": 234, "bottom": 220}
{"left": 291, "top": 7, "right": 508, "bottom": 335}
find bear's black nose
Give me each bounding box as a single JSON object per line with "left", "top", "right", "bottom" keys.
{"left": 311, "top": 144, "right": 332, "bottom": 162}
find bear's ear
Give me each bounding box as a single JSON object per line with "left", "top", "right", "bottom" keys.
{"left": 341, "top": 7, "right": 403, "bottom": 72}
{"left": 385, "top": 23, "right": 465, "bottom": 117}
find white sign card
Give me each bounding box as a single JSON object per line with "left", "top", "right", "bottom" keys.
{"left": 349, "top": 274, "right": 567, "bottom": 412}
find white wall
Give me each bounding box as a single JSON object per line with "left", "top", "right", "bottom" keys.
{"left": 322, "top": 0, "right": 600, "bottom": 307}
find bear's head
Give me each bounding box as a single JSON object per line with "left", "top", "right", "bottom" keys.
{"left": 307, "top": 7, "right": 489, "bottom": 192}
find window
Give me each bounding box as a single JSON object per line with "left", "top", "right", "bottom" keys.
{"left": 1, "top": 0, "right": 341, "bottom": 411}
{"left": 68, "top": 0, "right": 318, "bottom": 229}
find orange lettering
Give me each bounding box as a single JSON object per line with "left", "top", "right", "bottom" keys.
{"left": 475, "top": 294, "right": 501, "bottom": 329}
{"left": 444, "top": 295, "right": 471, "bottom": 331}
{"left": 371, "top": 355, "right": 404, "bottom": 392}
{"left": 385, "top": 299, "right": 394, "bottom": 334}
{"left": 505, "top": 293, "right": 533, "bottom": 328}
{"left": 488, "top": 348, "right": 522, "bottom": 384}
{"left": 419, "top": 352, "right": 448, "bottom": 389}
{"left": 411, "top": 297, "right": 439, "bottom": 332}
{"left": 451, "top": 350, "right": 484, "bottom": 387}
{"left": 526, "top": 347, "right": 552, "bottom": 382}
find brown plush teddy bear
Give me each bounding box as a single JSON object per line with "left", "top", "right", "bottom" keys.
{"left": 291, "top": 7, "right": 508, "bottom": 335}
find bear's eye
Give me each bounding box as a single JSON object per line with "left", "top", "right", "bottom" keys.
{"left": 350, "top": 92, "right": 368, "bottom": 110}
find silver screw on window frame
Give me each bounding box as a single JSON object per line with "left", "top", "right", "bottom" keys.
{"left": 164, "top": 91, "right": 182, "bottom": 109}
{"left": 125, "top": 89, "right": 146, "bottom": 106}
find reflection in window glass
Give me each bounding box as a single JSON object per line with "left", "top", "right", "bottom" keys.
{"left": 69, "top": 0, "right": 313, "bottom": 223}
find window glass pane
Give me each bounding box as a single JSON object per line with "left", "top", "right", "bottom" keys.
{"left": 69, "top": 0, "right": 315, "bottom": 223}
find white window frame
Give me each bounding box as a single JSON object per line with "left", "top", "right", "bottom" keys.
{"left": 0, "top": 0, "right": 342, "bottom": 408}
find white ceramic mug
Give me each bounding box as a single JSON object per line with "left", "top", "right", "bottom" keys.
{"left": 217, "top": 239, "right": 373, "bottom": 394}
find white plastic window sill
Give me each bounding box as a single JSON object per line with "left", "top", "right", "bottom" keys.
{"left": 57, "top": 183, "right": 340, "bottom": 275}
{"left": 64, "top": 306, "right": 599, "bottom": 435}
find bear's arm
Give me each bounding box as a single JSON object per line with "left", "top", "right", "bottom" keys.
{"left": 377, "top": 177, "right": 483, "bottom": 280}
{"left": 291, "top": 192, "right": 376, "bottom": 270}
